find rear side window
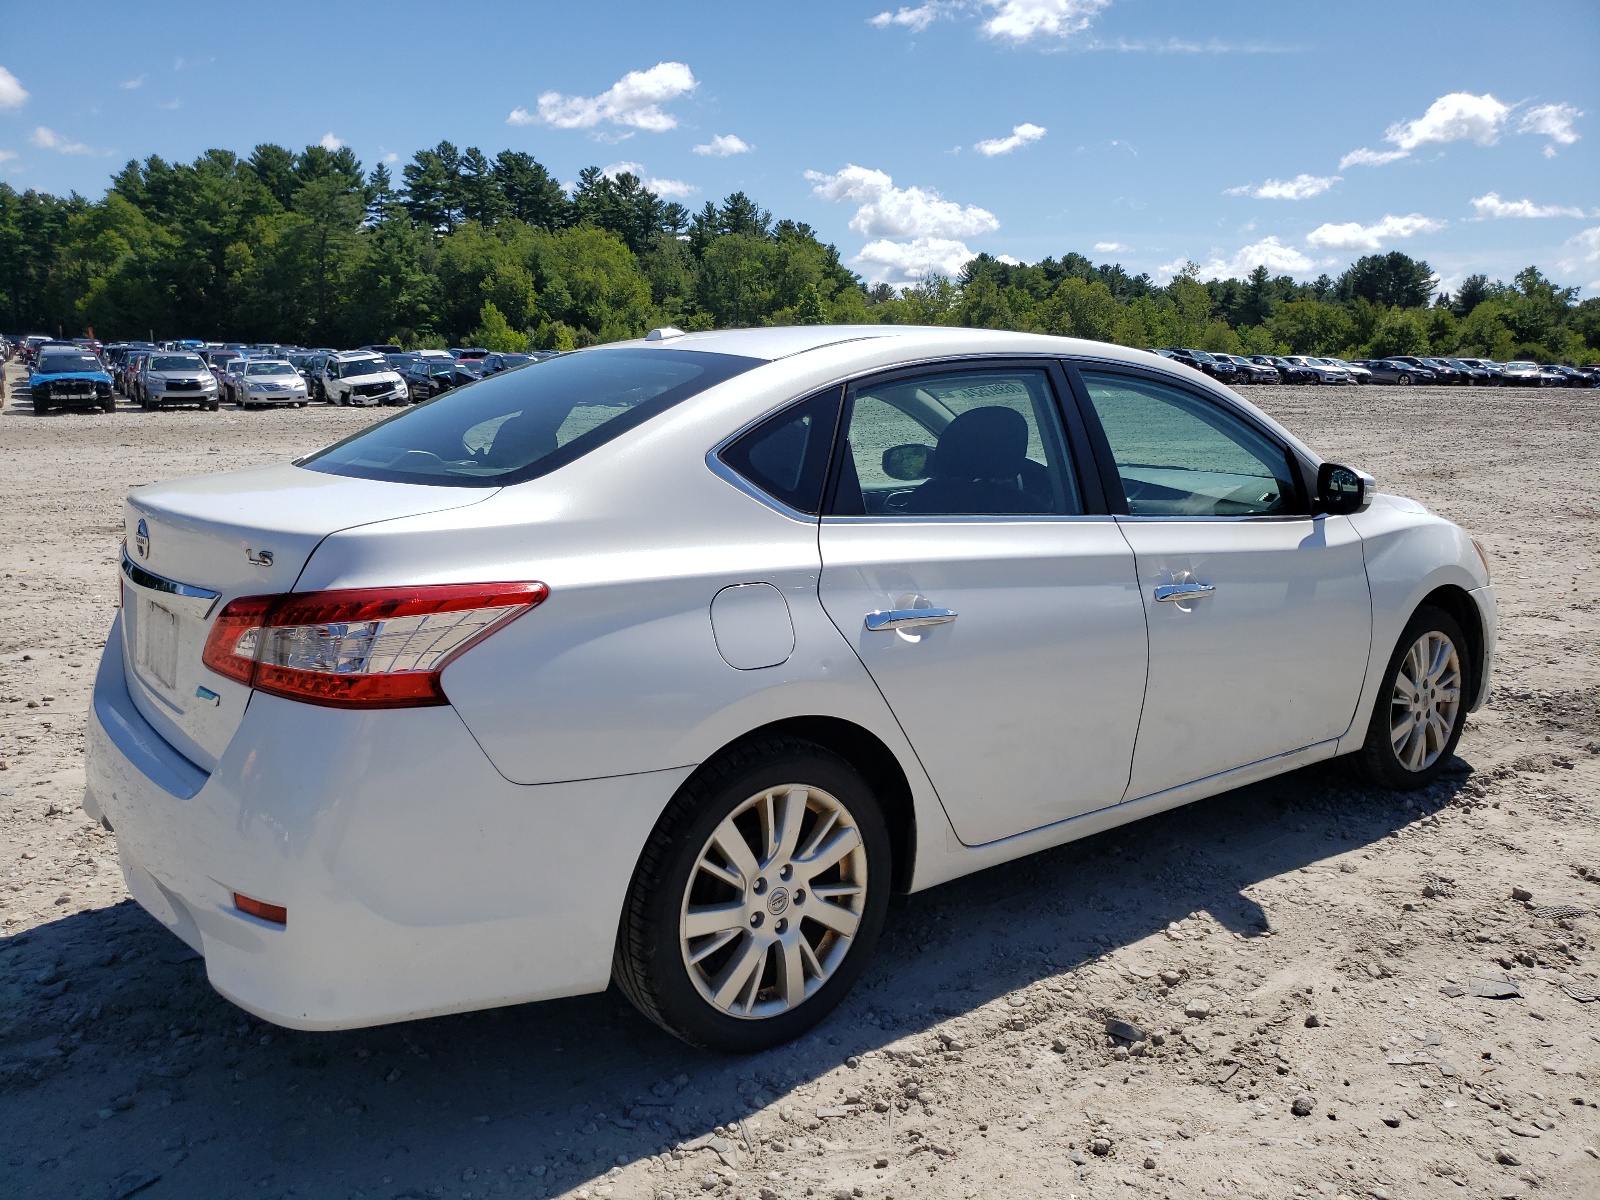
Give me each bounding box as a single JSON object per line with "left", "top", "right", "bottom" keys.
{"left": 718, "top": 387, "right": 842, "bottom": 515}
{"left": 303, "top": 347, "right": 760, "bottom": 487}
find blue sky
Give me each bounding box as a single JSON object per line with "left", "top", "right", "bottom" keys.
{"left": 2, "top": 0, "right": 1596, "bottom": 294}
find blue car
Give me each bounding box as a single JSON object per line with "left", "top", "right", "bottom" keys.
{"left": 28, "top": 349, "right": 116, "bottom": 414}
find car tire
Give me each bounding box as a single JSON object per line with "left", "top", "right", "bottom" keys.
{"left": 613, "top": 736, "right": 892, "bottom": 1052}
{"left": 103, "top": 401, "right": 116, "bottom": 413}
{"left": 1397, "top": 372, "right": 1413, "bottom": 386}
{"left": 208, "top": 400, "right": 220, "bottom": 411}
{"left": 1351, "top": 605, "right": 1471, "bottom": 792}
{"left": 34, "top": 397, "right": 49, "bottom": 415}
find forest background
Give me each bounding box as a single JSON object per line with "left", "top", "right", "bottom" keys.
{"left": 4, "top": 140, "right": 1596, "bottom": 361}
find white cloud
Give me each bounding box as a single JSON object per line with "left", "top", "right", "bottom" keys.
{"left": 853, "top": 236, "right": 978, "bottom": 284}
{"left": 533, "top": 62, "right": 697, "bottom": 133}
{"left": 1470, "top": 191, "right": 1585, "bottom": 220}
{"left": 1518, "top": 102, "right": 1582, "bottom": 156}
{"left": 981, "top": 0, "right": 1111, "bottom": 42}
{"left": 1305, "top": 213, "right": 1445, "bottom": 252}
{"left": 29, "top": 126, "right": 91, "bottom": 155}
{"left": 1339, "top": 147, "right": 1409, "bottom": 169}
{"left": 317, "top": 132, "right": 343, "bottom": 151}
{"left": 1341, "top": 92, "right": 1513, "bottom": 170}
{"left": 1093, "top": 241, "right": 1127, "bottom": 252}
{"left": 1196, "top": 236, "right": 1323, "bottom": 280}
{"left": 1224, "top": 173, "right": 1340, "bottom": 200}
{"left": 383, "top": 152, "right": 399, "bottom": 163}
{"left": 1557, "top": 226, "right": 1600, "bottom": 284}
{"left": 0, "top": 66, "right": 28, "bottom": 111}
{"left": 121, "top": 75, "right": 146, "bottom": 90}
{"left": 507, "top": 106, "right": 535, "bottom": 126}
{"left": 870, "top": 3, "right": 954, "bottom": 31}
{"left": 0, "top": 150, "right": 16, "bottom": 164}
{"left": 806, "top": 164, "right": 999, "bottom": 239}
{"left": 157, "top": 99, "right": 181, "bottom": 111}
{"left": 693, "top": 133, "right": 752, "bottom": 157}
{"left": 973, "top": 122, "right": 1047, "bottom": 156}
{"left": 1083, "top": 36, "right": 1298, "bottom": 53}
{"left": 602, "top": 161, "right": 697, "bottom": 199}
{"left": 1386, "top": 91, "right": 1510, "bottom": 151}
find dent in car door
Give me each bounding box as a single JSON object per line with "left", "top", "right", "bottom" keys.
{"left": 817, "top": 362, "right": 1148, "bottom": 846}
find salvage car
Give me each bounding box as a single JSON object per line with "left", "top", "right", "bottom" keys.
{"left": 141, "top": 351, "right": 221, "bottom": 411}
{"left": 29, "top": 349, "right": 116, "bottom": 413}
{"left": 86, "top": 326, "right": 1495, "bottom": 1051}
{"left": 321, "top": 351, "right": 410, "bottom": 406}
{"left": 237, "top": 359, "right": 311, "bottom": 409}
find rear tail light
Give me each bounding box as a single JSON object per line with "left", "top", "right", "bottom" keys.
{"left": 201, "top": 581, "right": 547, "bottom": 708}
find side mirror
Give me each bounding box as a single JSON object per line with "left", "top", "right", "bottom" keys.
{"left": 1315, "top": 462, "right": 1374, "bottom": 516}
{"left": 882, "top": 443, "right": 934, "bottom": 481}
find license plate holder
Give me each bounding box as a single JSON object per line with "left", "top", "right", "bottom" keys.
{"left": 142, "top": 600, "right": 179, "bottom": 691}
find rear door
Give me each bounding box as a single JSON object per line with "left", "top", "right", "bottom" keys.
{"left": 817, "top": 361, "right": 1148, "bottom": 846}
{"left": 1070, "top": 364, "right": 1372, "bottom": 799}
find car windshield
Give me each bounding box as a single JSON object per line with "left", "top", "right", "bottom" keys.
{"left": 343, "top": 358, "right": 387, "bottom": 378}
{"left": 303, "top": 347, "right": 759, "bottom": 488}
{"left": 247, "top": 362, "right": 296, "bottom": 376}
{"left": 428, "top": 363, "right": 456, "bottom": 377}
{"left": 151, "top": 355, "right": 204, "bottom": 371}
{"left": 36, "top": 354, "right": 102, "bottom": 374}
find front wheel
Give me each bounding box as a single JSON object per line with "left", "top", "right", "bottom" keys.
{"left": 1397, "top": 372, "right": 1413, "bottom": 386}
{"left": 1352, "top": 606, "right": 1470, "bottom": 790}
{"left": 613, "top": 737, "right": 892, "bottom": 1052}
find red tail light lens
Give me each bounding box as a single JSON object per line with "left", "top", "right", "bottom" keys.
{"left": 201, "top": 581, "right": 547, "bottom": 708}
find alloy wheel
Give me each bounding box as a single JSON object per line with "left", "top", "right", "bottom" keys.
{"left": 679, "top": 783, "right": 868, "bottom": 1020}
{"left": 1389, "top": 630, "right": 1462, "bottom": 772}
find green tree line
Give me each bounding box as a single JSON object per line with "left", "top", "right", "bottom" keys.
{"left": 2, "top": 140, "right": 1596, "bottom": 361}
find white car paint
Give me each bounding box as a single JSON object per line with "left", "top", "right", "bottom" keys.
{"left": 83, "top": 326, "right": 1494, "bottom": 1032}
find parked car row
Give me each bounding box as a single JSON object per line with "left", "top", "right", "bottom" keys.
{"left": 1148, "top": 345, "right": 1600, "bottom": 387}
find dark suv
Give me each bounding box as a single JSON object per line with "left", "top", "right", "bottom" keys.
{"left": 1161, "top": 348, "right": 1240, "bottom": 383}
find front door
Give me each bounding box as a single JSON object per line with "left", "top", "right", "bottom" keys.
{"left": 817, "top": 362, "right": 1149, "bottom": 846}
{"left": 1074, "top": 367, "right": 1373, "bottom": 798}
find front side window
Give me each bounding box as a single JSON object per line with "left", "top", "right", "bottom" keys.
{"left": 829, "top": 367, "right": 1080, "bottom": 517}
{"left": 1080, "top": 370, "right": 1300, "bottom": 518}
{"left": 303, "top": 347, "right": 759, "bottom": 487}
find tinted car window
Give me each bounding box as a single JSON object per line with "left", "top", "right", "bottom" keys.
{"left": 830, "top": 367, "right": 1080, "bottom": 517}
{"left": 1080, "top": 371, "right": 1300, "bottom": 517}
{"left": 719, "top": 387, "right": 842, "bottom": 515}
{"left": 304, "top": 347, "right": 759, "bottom": 487}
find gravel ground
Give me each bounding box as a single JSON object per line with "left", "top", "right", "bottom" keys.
{"left": 1, "top": 369, "right": 1597, "bottom": 1200}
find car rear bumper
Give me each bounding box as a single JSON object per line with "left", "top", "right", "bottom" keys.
{"left": 84, "top": 613, "right": 689, "bottom": 1030}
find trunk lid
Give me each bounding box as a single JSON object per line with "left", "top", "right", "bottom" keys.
{"left": 121, "top": 463, "right": 493, "bottom": 771}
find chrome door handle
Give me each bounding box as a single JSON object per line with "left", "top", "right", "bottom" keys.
{"left": 864, "top": 607, "right": 958, "bottom": 632}
{"left": 1154, "top": 582, "right": 1216, "bottom": 603}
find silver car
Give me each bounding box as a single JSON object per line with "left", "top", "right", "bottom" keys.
{"left": 236, "top": 359, "right": 310, "bottom": 409}
{"left": 140, "top": 351, "right": 220, "bottom": 411}
{"left": 85, "top": 326, "right": 1494, "bottom": 1051}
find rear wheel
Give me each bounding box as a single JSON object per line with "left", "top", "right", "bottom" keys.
{"left": 1352, "top": 606, "right": 1469, "bottom": 790}
{"left": 613, "top": 737, "right": 891, "bottom": 1052}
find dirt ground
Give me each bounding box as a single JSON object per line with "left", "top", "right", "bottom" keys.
{"left": 1, "top": 366, "right": 1597, "bottom": 1200}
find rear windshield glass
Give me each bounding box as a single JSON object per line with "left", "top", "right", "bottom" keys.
{"left": 301, "top": 346, "right": 760, "bottom": 488}
{"left": 37, "top": 355, "right": 103, "bottom": 374}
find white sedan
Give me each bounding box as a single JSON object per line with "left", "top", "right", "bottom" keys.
{"left": 85, "top": 327, "right": 1495, "bottom": 1051}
